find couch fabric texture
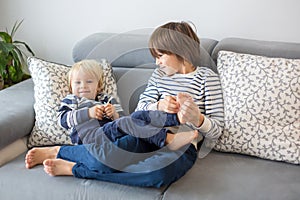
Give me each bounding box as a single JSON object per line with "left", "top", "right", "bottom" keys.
{"left": 0, "top": 32, "right": 299, "bottom": 200}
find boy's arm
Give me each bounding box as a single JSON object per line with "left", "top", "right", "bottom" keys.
{"left": 135, "top": 69, "right": 161, "bottom": 111}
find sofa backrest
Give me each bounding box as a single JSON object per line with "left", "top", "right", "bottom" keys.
{"left": 72, "top": 32, "right": 218, "bottom": 114}
{"left": 73, "top": 32, "right": 300, "bottom": 115}
{"left": 212, "top": 37, "right": 300, "bottom": 63}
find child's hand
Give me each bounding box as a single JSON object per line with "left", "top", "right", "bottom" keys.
{"left": 89, "top": 105, "right": 105, "bottom": 120}
{"left": 157, "top": 96, "right": 180, "bottom": 113}
{"left": 104, "top": 103, "right": 117, "bottom": 119}
{"left": 177, "top": 95, "right": 204, "bottom": 127}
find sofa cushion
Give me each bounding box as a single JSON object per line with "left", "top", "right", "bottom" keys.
{"left": 0, "top": 79, "right": 34, "bottom": 150}
{"left": 211, "top": 37, "right": 300, "bottom": 64}
{"left": 72, "top": 32, "right": 218, "bottom": 72}
{"left": 27, "top": 57, "right": 118, "bottom": 147}
{"left": 0, "top": 153, "right": 164, "bottom": 200}
{"left": 214, "top": 50, "right": 300, "bottom": 164}
{"left": 0, "top": 137, "right": 27, "bottom": 167}
{"left": 164, "top": 151, "right": 300, "bottom": 200}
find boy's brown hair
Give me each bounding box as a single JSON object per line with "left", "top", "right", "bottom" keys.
{"left": 149, "top": 21, "right": 201, "bottom": 67}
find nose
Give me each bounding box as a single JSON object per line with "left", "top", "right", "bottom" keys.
{"left": 80, "top": 82, "right": 86, "bottom": 88}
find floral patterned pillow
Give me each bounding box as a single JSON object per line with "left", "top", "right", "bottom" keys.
{"left": 27, "top": 57, "right": 118, "bottom": 148}
{"left": 214, "top": 51, "right": 300, "bottom": 164}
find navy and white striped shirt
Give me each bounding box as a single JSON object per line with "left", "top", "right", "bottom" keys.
{"left": 136, "top": 67, "right": 224, "bottom": 140}
{"left": 57, "top": 93, "right": 124, "bottom": 144}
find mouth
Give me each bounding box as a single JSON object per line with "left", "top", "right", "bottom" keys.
{"left": 79, "top": 91, "right": 90, "bottom": 94}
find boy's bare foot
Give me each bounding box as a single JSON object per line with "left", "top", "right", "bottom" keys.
{"left": 25, "top": 146, "right": 60, "bottom": 169}
{"left": 167, "top": 130, "right": 198, "bottom": 150}
{"left": 43, "top": 159, "right": 75, "bottom": 176}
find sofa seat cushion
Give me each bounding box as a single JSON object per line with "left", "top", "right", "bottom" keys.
{"left": 0, "top": 153, "right": 164, "bottom": 200}
{"left": 164, "top": 151, "right": 300, "bottom": 200}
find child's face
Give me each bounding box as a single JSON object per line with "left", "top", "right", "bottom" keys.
{"left": 71, "top": 70, "right": 99, "bottom": 99}
{"left": 155, "top": 52, "right": 182, "bottom": 76}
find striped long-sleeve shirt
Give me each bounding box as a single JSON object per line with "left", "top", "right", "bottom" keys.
{"left": 136, "top": 67, "right": 224, "bottom": 141}
{"left": 57, "top": 93, "right": 124, "bottom": 144}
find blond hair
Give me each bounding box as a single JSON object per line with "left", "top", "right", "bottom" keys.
{"left": 68, "top": 59, "right": 104, "bottom": 93}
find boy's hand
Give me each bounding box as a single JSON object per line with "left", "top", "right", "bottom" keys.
{"left": 157, "top": 96, "right": 180, "bottom": 113}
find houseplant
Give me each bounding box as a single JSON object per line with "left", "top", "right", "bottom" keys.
{"left": 0, "top": 20, "right": 35, "bottom": 89}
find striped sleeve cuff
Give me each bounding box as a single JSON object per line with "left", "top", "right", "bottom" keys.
{"left": 186, "top": 116, "right": 212, "bottom": 133}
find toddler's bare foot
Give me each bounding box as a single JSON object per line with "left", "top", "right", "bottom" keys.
{"left": 167, "top": 130, "right": 198, "bottom": 150}
{"left": 25, "top": 146, "right": 60, "bottom": 169}
{"left": 176, "top": 92, "right": 193, "bottom": 124}
{"left": 43, "top": 159, "right": 75, "bottom": 176}
{"left": 176, "top": 92, "right": 192, "bottom": 106}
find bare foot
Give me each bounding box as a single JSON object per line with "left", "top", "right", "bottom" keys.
{"left": 176, "top": 92, "right": 192, "bottom": 106}
{"left": 25, "top": 146, "right": 60, "bottom": 169}
{"left": 43, "top": 159, "right": 75, "bottom": 176}
{"left": 167, "top": 130, "right": 198, "bottom": 150}
{"left": 176, "top": 92, "right": 193, "bottom": 124}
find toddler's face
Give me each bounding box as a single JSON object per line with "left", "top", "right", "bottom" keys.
{"left": 71, "top": 71, "right": 99, "bottom": 99}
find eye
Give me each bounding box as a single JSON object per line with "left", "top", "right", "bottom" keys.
{"left": 74, "top": 81, "right": 81, "bottom": 85}
{"left": 86, "top": 80, "right": 94, "bottom": 84}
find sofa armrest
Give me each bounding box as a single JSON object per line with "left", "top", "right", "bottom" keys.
{"left": 0, "top": 137, "right": 27, "bottom": 167}
{"left": 0, "top": 79, "right": 35, "bottom": 150}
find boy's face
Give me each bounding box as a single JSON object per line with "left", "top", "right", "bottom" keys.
{"left": 155, "top": 52, "right": 182, "bottom": 76}
{"left": 71, "top": 70, "right": 99, "bottom": 99}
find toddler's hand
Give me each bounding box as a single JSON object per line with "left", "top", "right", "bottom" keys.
{"left": 104, "top": 103, "right": 116, "bottom": 119}
{"left": 89, "top": 105, "right": 105, "bottom": 120}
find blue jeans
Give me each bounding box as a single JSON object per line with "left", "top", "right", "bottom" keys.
{"left": 80, "top": 110, "right": 180, "bottom": 148}
{"left": 57, "top": 135, "right": 197, "bottom": 188}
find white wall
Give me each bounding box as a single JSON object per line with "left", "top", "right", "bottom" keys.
{"left": 1, "top": 0, "right": 299, "bottom": 65}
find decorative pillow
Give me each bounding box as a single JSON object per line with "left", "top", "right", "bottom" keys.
{"left": 27, "top": 57, "right": 118, "bottom": 148}
{"left": 214, "top": 51, "right": 300, "bottom": 164}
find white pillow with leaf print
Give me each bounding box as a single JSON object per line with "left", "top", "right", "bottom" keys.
{"left": 27, "top": 57, "right": 118, "bottom": 148}
{"left": 214, "top": 50, "right": 300, "bottom": 164}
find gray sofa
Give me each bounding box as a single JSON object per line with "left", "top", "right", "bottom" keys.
{"left": 0, "top": 32, "right": 299, "bottom": 200}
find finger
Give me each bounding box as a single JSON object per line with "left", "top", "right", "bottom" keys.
{"left": 96, "top": 105, "right": 104, "bottom": 112}
{"left": 96, "top": 110, "right": 103, "bottom": 119}
{"left": 164, "top": 95, "right": 177, "bottom": 102}
{"left": 162, "top": 101, "right": 179, "bottom": 113}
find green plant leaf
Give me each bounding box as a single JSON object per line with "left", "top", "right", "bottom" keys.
{"left": 12, "top": 47, "right": 25, "bottom": 70}
{"left": 0, "top": 32, "right": 12, "bottom": 43}
{"left": 14, "top": 40, "right": 35, "bottom": 56}
{"left": 10, "top": 19, "right": 24, "bottom": 38}
{"left": 0, "top": 19, "right": 34, "bottom": 87}
{"left": 0, "top": 41, "right": 15, "bottom": 54}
